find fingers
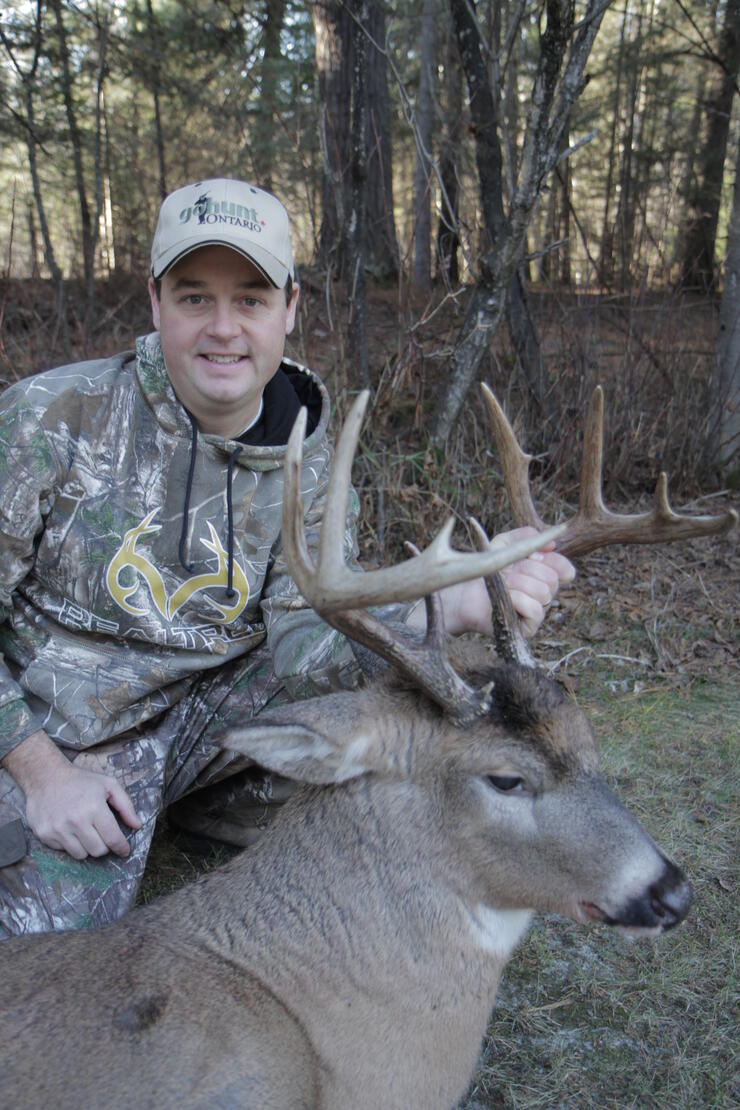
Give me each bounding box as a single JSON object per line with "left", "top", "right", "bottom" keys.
{"left": 91, "top": 804, "right": 133, "bottom": 858}
{"left": 25, "top": 767, "right": 140, "bottom": 860}
{"left": 506, "top": 589, "right": 544, "bottom": 639}
{"left": 492, "top": 528, "right": 576, "bottom": 586}
{"left": 64, "top": 824, "right": 112, "bottom": 860}
{"left": 539, "top": 549, "right": 576, "bottom": 585}
{"left": 106, "top": 779, "right": 143, "bottom": 832}
{"left": 501, "top": 562, "right": 557, "bottom": 606}
{"left": 32, "top": 815, "right": 113, "bottom": 860}
{"left": 497, "top": 535, "right": 576, "bottom": 639}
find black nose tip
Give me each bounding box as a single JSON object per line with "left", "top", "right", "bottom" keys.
{"left": 650, "top": 863, "right": 692, "bottom": 928}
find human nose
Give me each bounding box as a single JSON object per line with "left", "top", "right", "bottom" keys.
{"left": 206, "top": 299, "right": 241, "bottom": 341}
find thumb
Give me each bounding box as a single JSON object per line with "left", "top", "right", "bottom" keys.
{"left": 105, "top": 779, "right": 143, "bottom": 830}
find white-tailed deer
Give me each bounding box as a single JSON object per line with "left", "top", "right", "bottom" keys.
{"left": 1, "top": 388, "right": 734, "bottom": 1110}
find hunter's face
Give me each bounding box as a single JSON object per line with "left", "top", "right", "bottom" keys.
{"left": 149, "top": 245, "right": 298, "bottom": 438}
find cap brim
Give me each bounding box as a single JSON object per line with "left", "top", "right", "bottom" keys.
{"left": 152, "top": 237, "right": 290, "bottom": 287}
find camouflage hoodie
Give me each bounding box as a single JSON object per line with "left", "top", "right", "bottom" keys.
{"left": 0, "top": 333, "right": 368, "bottom": 761}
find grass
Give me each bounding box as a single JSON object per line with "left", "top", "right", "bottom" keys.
{"left": 17, "top": 274, "right": 731, "bottom": 1107}
{"left": 460, "top": 672, "right": 739, "bottom": 1109}
{"left": 137, "top": 538, "right": 738, "bottom": 1109}
{"left": 139, "top": 638, "right": 739, "bottom": 1109}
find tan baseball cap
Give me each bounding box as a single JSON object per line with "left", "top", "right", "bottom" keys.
{"left": 151, "top": 178, "right": 295, "bottom": 287}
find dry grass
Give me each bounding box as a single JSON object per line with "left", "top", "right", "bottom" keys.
{"left": 455, "top": 543, "right": 738, "bottom": 1108}
{"left": 4, "top": 275, "right": 738, "bottom": 1107}
{"left": 460, "top": 672, "right": 739, "bottom": 1109}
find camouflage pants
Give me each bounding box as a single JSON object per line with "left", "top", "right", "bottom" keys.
{"left": 0, "top": 643, "right": 292, "bottom": 939}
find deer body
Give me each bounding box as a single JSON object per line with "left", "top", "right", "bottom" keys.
{"left": 1, "top": 661, "right": 691, "bottom": 1109}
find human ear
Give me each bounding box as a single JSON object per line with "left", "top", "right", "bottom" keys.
{"left": 284, "top": 283, "right": 299, "bottom": 336}
{"left": 148, "top": 276, "right": 162, "bottom": 330}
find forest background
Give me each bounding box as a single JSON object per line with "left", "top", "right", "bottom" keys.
{"left": 1, "top": 3, "right": 738, "bottom": 1107}
{"left": 1, "top": 0, "right": 739, "bottom": 495}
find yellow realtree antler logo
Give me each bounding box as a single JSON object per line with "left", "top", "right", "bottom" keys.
{"left": 106, "top": 510, "right": 249, "bottom": 624}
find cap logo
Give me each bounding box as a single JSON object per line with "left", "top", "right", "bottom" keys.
{"left": 178, "top": 193, "right": 265, "bottom": 235}
{"left": 152, "top": 178, "right": 292, "bottom": 283}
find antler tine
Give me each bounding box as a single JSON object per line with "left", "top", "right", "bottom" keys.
{"left": 480, "top": 383, "right": 546, "bottom": 532}
{"left": 284, "top": 390, "right": 565, "bottom": 614}
{"left": 468, "top": 518, "right": 537, "bottom": 669}
{"left": 480, "top": 383, "right": 737, "bottom": 559}
{"left": 317, "top": 389, "right": 371, "bottom": 584}
{"left": 282, "top": 393, "right": 566, "bottom": 722}
{"left": 578, "top": 385, "right": 606, "bottom": 519}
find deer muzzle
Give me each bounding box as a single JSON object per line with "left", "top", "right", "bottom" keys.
{"left": 580, "top": 856, "right": 692, "bottom": 934}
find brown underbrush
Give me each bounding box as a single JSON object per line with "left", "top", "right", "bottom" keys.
{"left": 4, "top": 275, "right": 738, "bottom": 1108}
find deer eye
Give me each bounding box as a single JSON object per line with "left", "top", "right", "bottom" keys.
{"left": 486, "top": 774, "right": 525, "bottom": 794}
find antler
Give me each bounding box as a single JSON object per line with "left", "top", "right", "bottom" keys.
{"left": 284, "top": 391, "right": 564, "bottom": 610}
{"left": 283, "top": 391, "right": 564, "bottom": 722}
{"left": 480, "top": 383, "right": 737, "bottom": 558}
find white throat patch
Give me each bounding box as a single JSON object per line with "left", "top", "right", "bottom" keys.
{"left": 468, "top": 905, "right": 533, "bottom": 958}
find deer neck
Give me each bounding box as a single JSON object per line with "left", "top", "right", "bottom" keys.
{"left": 183, "top": 775, "right": 528, "bottom": 1106}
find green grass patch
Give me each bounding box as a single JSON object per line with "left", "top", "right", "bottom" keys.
{"left": 138, "top": 594, "right": 738, "bottom": 1109}
{"left": 461, "top": 674, "right": 739, "bottom": 1109}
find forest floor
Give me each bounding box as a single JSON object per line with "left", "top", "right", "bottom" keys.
{"left": 4, "top": 274, "right": 739, "bottom": 1107}
{"left": 141, "top": 536, "right": 739, "bottom": 1109}
{"left": 457, "top": 539, "right": 738, "bottom": 1108}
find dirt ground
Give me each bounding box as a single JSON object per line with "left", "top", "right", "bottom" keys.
{"left": 4, "top": 274, "right": 738, "bottom": 1107}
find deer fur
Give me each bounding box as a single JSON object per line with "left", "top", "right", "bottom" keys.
{"left": 1, "top": 645, "right": 690, "bottom": 1110}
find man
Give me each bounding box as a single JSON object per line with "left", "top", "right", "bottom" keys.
{"left": 0, "top": 178, "right": 573, "bottom": 936}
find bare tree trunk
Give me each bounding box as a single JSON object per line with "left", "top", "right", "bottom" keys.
{"left": 346, "top": 0, "right": 370, "bottom": 385}
{"left": 0, "top": 1, "right": 69, "bottom": 357}
{"left": 443, "top": 0, "right": 547, "bottom": 427}
{"left": 613, "top": 0, "right": 646, "bottom": 292}
{"left": 26, "top": 199, "right": 40, "bottom": 279}
{"left": 431, "top": 0, "right": 609, "bottom": 445}
{"left": 541, "top": 130, "right": 572, "bottom": 285}
{"left": 550, "top": 128, "right": 572, "bottom": 286}
{"left": 599, "top": 0, "right": 627, "bottom": 287}
{"left": 674, "top": 67, "right": 708, "bottom": 272}
{"left": 50, "top": 0, "right": 93, "bottom": 290}
{"left": 254, "top": 0, "right": 287, "bottom": 191}
{"left": 435, "top": 24, "right": 463, "bottom": 286}
{"left": 84, "top": 12, "right": 109, "bottom": 351}
{"left": 365, "top": 1, "right": 399, "bottom": 281}
{"left": 710, "top": 140, "right": 740, "bottom": 478}
{"left": 680, "top": 0, "right": 740, "bottom": 292}
{"left": 412, "top": 0, "right": 438, "bottom": 289}
{"left": 313, "top": 0, "right": 352, "bottom": 271}
{"left": 312, "top": 0, "right": 397, "bottom": 280}
{"left": 145, "top": 0, "right": 167, "bottom": 200}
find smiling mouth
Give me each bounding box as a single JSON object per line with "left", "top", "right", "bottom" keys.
{"left": 201, "top": 354, "right": 246, "bottom": 364}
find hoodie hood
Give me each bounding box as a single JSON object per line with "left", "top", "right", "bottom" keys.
{"left": 0, "top": 336, "right": 345, "bottom": 758}
{"left": 135, "top": 331, "right": 330, "bottom": 593}
{"left": 134, "top": 332, "right": 330, "bottom": 473}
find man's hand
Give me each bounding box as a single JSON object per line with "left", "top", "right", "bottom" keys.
{"left": 408, "top": 526, "right": 576, "bottom": 639}
{"left": 496, "top": 526, "right": 575, "bottom": 637}
{"left": 2, "top": 730, "right": 142, "bottom": 860}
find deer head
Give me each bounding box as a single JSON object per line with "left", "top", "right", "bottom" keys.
{"left": 220, "top": 386, "right": 731, "bottom": 936}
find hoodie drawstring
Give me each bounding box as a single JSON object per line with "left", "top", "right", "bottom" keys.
{"left": 178, "top": 406, "right": 240, "bottom": 601}
{"left": 179, "top": 408, "right": 199, "bottom": 573}
{"left": 225, "top": 446, "right": 241, "bottom": 599}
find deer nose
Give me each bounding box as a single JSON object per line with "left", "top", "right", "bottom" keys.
{"left": 649, "top": 861, "right": 692, "bottom": 929}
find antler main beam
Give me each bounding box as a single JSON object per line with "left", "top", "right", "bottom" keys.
{"left": 284, "top": 391, "right": 564, "bottom": 612}
{"left": 481, "top": 383, "right": 737, "bottom": 558}
{"left": 281, "top": 391, "right": 570, "bottom": 722}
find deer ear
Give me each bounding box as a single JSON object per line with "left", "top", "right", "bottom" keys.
{"left": 215, "top": 693, "right": 380, "bottom": 785}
